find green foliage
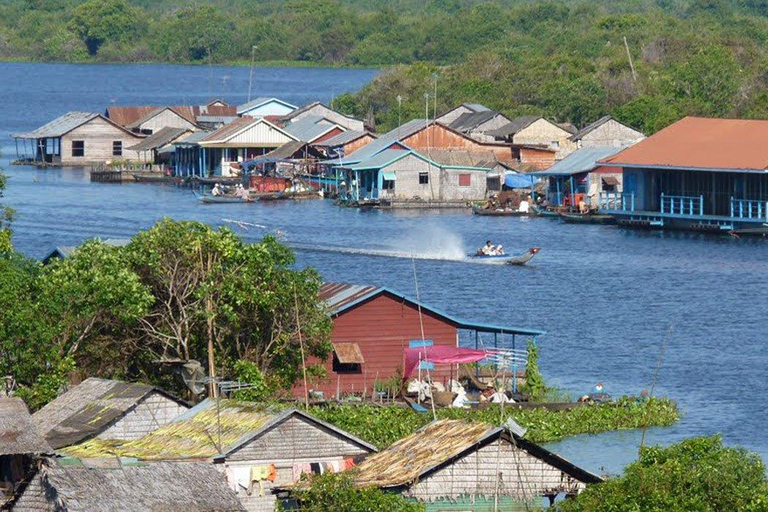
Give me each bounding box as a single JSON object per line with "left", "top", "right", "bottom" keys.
{"left": 15, "top": 357, "right": 76, "bottom": 412}
{"left": 282, "top": 472, "right": 425, "bottom": 512}
{"left": 0, "top": 169, "right": 12, "bottom": 254}
{"left": 558, "top": 436, "right": 768, "bottom": 511}
{"left": 521, "top": 340, "right": 546, "bottom": 401}
{"left": 232, "top": 360, "right": 272, "bottom": 402}
{"left": 68, "top": 0, "right": 140, "bottom": 55}
{"left": 309, "top": 397, "right": 679, "bottom": 448}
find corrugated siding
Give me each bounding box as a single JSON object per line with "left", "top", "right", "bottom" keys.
{"left": 224, "top": 415, "right": 372, "bottom": 512}
{"left": 10, "top": 474, "right": 52, "bottom": 511}
{"left": 292, "top": 105, "right": 364, "bottom": 132}
{"left": 138, "top": 110, "right": 197, "bottom": 134}
{"left": 344, "top": 135, "right": 375, "bottom": 155}
{"left": 404, "top": 439, "right": 587, "bottom": 503}
{"left": 313, "top": 127, "right": 344, "bottom": 144}
{"left": 579, "top": 120, "right": 645, "bottom": 148}
{"left": 227, "top": 122, "right": 294, "bottom": 147}
{"left": 61, "top": 117, "right": 148, "bottom": 165}
{"left": 404, "top": 125, "right": 518, "bottom": 165}
{"left": 297, "top": 293, "right": 458, "bottom": 398}
{"left": 96, "top": 392, "right": 187, "bottom": 441}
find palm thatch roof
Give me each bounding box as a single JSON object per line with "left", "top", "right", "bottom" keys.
{"left": 33, "top": 378, "right": 188, "bottom": 449}
{"left": 19, "top": 459, "right": 244, "bottom": 511}
{"left": 0, "top": 397, "right": 52, "bottom": 456}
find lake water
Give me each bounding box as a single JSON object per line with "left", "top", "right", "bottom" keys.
{"left": 2, "top": 62, "right": 768, "bottom": 476}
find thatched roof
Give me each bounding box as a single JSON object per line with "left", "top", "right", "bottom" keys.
{"left": 0, "top": 397, "right": 52, "bottom": 456}
{"left": 24, "top": 459, "right": 244, "bottom": 511}
{"left": 353, "top": 419, "right": 601, "bottom": 489}
{"left": 33, "top": 378, "right": 188, "bottom": 449}
{"left": 63, "top": 401, "right": 376, "bottom": 462}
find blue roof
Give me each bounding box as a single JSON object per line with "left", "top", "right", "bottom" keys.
{"left": 535, "top": 146, "right": 624, "bottom": 176}
{"left": 284, "top": 115, "right": 339, "bottom": 142}
{"left": 333, "top": 118, "right": 431, "bottom": 166}
{"left": 504, "top": 173, "right": 538, "bottom": 189}
{"left": 346, "top": 149, "right": 411, "bottom": 171}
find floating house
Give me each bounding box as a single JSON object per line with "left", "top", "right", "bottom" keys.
{"left": 487, "top": 116, "right": 576, "bottom": 159}
{"left": 533, "top": 146, "right": 625, "bottom": 208}
{"left": 279, "top": 102, "right": 365, "bottom": 132}
{"left": 448, "top": 110, "right": 513, "bottom": 143}
{"left": 569, "top": 116, "right": 645, "bottom": 149}
{"left": 352, "top": 419, "right": 601, "bottom": 510}
{"left": 237, "top": 97, "right": 297, "bottom": 118}
{"left": 283, "top": 115, "right": 346, "bottom": 144}
{"left": 106, "top": 102, "right": 236, "bottom": 134}
{"left": 0, "top": 398, "right": 52, "bottom": 507}
{"left": 127, "top": 126, "right": 193, "bottom": 166}
{"left": 598, "top": 117, "right": 768, "bottom": 231}
{"left": 12, "top": 112, "right": 149, "bottom": 166}
{"left": 63, "top": 402, "right": 376, "bottom": 512}
{"left": 172, "top": 131, "right": 212, "bottom": 177}
{"left": 300, "top": 282, "right": 544, "bottom": 399}
{"left": 312, "top": 130, "right": 377, "bottom": 159}
{"left": 11, "top": 459, "right": 244, "bottom": 512}
{"left": 33, "top": 377, "right": 189, "bottom": 450}
{"left": 436, "top": 103, "right": 491, "bottom": 126}
{"left": 197, "top": 117, "right": 298, "bottom": 176}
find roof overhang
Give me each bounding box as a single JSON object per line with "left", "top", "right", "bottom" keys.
{"left": 600, "top": 162, "right": 768, "bottom": 174}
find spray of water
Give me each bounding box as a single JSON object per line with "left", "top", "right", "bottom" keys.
{"left": 387, "top": 224, "right": 467, "bottom": 260}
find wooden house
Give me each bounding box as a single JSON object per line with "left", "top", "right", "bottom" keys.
{"left": 62, "top": 402, "right": 376, "bottom": 512}
{"left": 127, "top": 126, "right": 192, "bottom": 166}
{"left": 570, "top": 116, "right": 645, "bottom": 149}
{"left": 12, "top": 459, "right": 244, "bottom": 511}
{"left": 106, "top": 103, "right": 237, "bottom": 133}
{"left": 300, "top": 283, "right": 544, "bottom": 399}
{"left": 283, "top": 115, "right": 346, "bottom": 144}
{"left": 352, "top": 419, "right": 601, "bottom": 510}
{"left": 33, "top": 377, "right": 189, "bottom": 450}
{"left": 533, "top": 146, "right": 625, "bottom": 209}
{"left": 197, "top": 117, "right": 298, "bottom": 176}
{"left": 312, "top": 130, "right": 377, "bottom": 159}
{"left": 237, "top": 97, "right": 297, "bottom": 118}
{"left": 436, "top": 103, "right": 491, "bottom": 126}
{"left": 124, "top": 107, "right": 200, "bottom": 135}
{"left": 12, "top": 112, "right": 149, "bottom": 166}
{"left": 0, "top": 398, "right": 52, "bottom": 508}
{"left": 488, "top": 116, "right": 576, "bottom": 159}
{"left": 279, "top": 102, "right": 365, "bottom": 132}
{"left": 448, "top": 110, "right": 513, "bottom": 143}
{"left": 599, "top": 116, "right": 768, "bottom": 232}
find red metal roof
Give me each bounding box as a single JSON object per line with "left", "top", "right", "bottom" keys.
{"left": 106, "top": 105, "right": 236, "bottom": 127}
{"left": 601, "top": 116, "right": 768, "bottom": 171}
{"left": 320, "top": 282, "right": 380, "bottom": 314}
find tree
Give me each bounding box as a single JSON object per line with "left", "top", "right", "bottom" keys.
{"left": 0, "top": 169, "right": 12, "bottom": 253}
{"left": 558, "top": 436, "right": 768, "bottom": 511}
{"left": 283, "top": 472, "right": 425, "bottom": 512}
{"left": 151, "top": 6, "right": 234, "bottom": 61}
{"left": 68, "top": 0, "right": 140, "bottom": 55}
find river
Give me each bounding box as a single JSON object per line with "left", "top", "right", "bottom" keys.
{"left": 2, "top": 62, "right": 767, "bottom": 476}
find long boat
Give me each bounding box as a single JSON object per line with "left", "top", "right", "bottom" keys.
{"left": 530, "top": 205, "right": 561, "bottom": 218}
{"left": 194, "top": 191, "right": 252, "bottom": 204}
{"left": 191, "top": 176, "right": 243, "bottom": 186}
{"left": 132, "top": 174, "right": 181, "bottom": 184}
{"left": 469, "top": 247, "right": 541, "bottom": 266}
{"left": 559, "top": 212, "right": 617, "bottom": 225}
{"left": 472, "top": 204, "right": 530, "bottom": 217}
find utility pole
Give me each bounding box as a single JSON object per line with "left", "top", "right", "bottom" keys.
{"left": 424, "top": 93, "right": 430, "bottom": 151}
{"left": 247, "top": 45, "right": 258, "bottom": 102}
{"left": 396, "top": 95, "right": 402, "bottom": 127}
{"left": 433, "top": 73, "right": 438, "bottom": 120}
{"left": 623, "top": 37, "right": 637, "bottom": 83}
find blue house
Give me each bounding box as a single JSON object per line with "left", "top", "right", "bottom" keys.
{"left": 598, "top": 117, "right": 768, "bottom": 232}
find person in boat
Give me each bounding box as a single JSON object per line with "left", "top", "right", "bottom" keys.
{"left": 480, "top": 240, "right": 494, "bottom": 255}
{"left": 493, "top": 244, "right": 504, "bottom": 256}
{"left": 211, "top": 183, "right": 223, "bottom": 196}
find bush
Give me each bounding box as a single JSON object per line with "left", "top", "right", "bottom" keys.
{"left": 558, "top": 436, "right": 768, "bottom": 511}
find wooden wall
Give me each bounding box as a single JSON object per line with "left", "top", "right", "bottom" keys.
{"left": 520, "top": 147, "right": 557, "bottom": 170}
{"left": 513, "top": 119, "right": 576, "bottom": 160}
{"left": 403, "top": 125, "right": 519, "bottom": 165}
{"left": 344, "top": 134, "right": 375, "bottom": 156}
{"left": 295, "top": 293, "right": 459, "bottom": 399}
{"left": 578, "top": 120, "right": 645, "bottom": 148}
{"left": 138, "top": 109, "right": 197, "bottom": 134}
{"left": 96, "top": 392, "right": 188, "bottom": 441}
{"left": 61, "top": 117, "right": 148, "bottom": 165}
{"left": 404, "top": 438, "right": 587, "bottom": 503}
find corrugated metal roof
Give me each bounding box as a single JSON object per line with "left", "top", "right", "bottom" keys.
{"left": 425, "top": 149, "right": 498, "bottom": 168}
{"left": 284, "top": 116, "right": 340, "bottom": 142}
{"left": 173, "top": 131, "right": 212, "bottom": 146}
{"left": 346, "top": 149, "right": 410, "bottom": 171}
{"left": 236, "top": 97, "right": 297, "bottom": 115}
{"left": 196, "top": 115, "right": 238, "bottom": 123}
{"left": 199, "top": 117, "right": 257, "bottom": 143}
{"left": 13, "top": 111, "right": 98, "bottom": 139}
{"left": 333, "top": 343, "right": 365, "bottom": 364}
{"left": 449, "top": 110, "right": 505, "bottom": 132}
{"left": 534, "top": 146, "right": 624, "bottom": 176}
{"left": 107, "top": 105, "right": 236, "bottom": 127}
{"left": 463, "top": 103, "right": 490, "bottom": 112}
{"left": 333, "top": 119, "right": 429, "bottom": 165}
{"left": 320, "top": 282, "right": 380, "bottom": 314}
{"left": 484, "top": 115, "right": 541, "bottom": 138}
{"left": 265, "top": 140, "right": 310, "bottom": 159}
{"left": 128, "top": 127, "right": 191, "bottom": 152}
{"left": 314, "top": 130, "right": 374, "bottom": 147}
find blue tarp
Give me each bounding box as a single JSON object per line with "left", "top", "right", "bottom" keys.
{"left": 504, "top": 173, "right": 537, "bottom": 189}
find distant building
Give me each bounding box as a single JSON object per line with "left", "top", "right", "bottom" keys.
{"left": 487, "top": 116, "right": 576, "bottom": 159}
{"left": 237, "top": 97, "right": 297, "bottom": 118}
{"left": 62, "top": 402, "right": 376, "bottom": 512}
{"left": 106, "top": 101, "right": 237, "bottom": 134}
{"left": 436, "top": 103, "right": 490, "bottom": 126}
{"left": 570, "top": 116, "right": 645, "bottom": 148}
{"left": 283, "top": 115, "right": 346, "bottom": 144}
{"left": 301, "top": 282, "right": 543, "bottom": 399}
{"left": 12, "top": 112, "right": 149, "bottom": 166}
{"left": 279, "top": 102, "right": 365, "bottom": 132}
{"left": 33, "top": 377, "right": 189, "bottom": 450}
{"left": 12, "top": 459, "right": 244, "bottom": 512}
{"left": 351, "top": 419, "right": 601, "bottom": 509}
{"left": 312, "top": 130, "right": 377, "bottom": 159}
{"left": 599, "top": 116, "right": 768, "bottom": 232}
{"left": 123, "top": 107, "right": 200, "bottom": 135}
{"left": 128, "top": 126, "right": 193, "bottom": 165}
{"left": 448, "top": 110, "right": 513, "bottom": 143}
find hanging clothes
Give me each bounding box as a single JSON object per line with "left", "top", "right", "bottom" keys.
{"left": 249, "top": 464, "right": 277, "bottom": 497}
{"left": 228, "top": 466, "right": 251, "bottom": 495}
{"left": 292, "top": 463, "right": 312, "bottom": 482}
{"left": 343, "top": 457, "right": 356, "bottom": 470}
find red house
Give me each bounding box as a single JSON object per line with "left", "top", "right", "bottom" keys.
{"left": 295, "top": 283, "right": 544, "bottom": 399}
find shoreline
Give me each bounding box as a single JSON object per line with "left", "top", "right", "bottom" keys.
{"left": 0, "top": 57, "right": 385, "bottom": 71}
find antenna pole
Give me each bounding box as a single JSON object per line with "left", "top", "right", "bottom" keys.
{"left": 640, "top": 324, "right": 673, "bottom": 449}
{"left": 294, "top": 287, "right": 309, "bottom": 410}
{"left": 623, "top": 36, "right": 638, "bottom": 83}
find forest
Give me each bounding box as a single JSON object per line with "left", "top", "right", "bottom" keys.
{"left": 3, "top": 0, "right": 768, "bottom": 134}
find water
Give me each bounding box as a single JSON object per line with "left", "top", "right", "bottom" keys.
{"left": 3, "top": 63, "right": 768, "bottom": 476}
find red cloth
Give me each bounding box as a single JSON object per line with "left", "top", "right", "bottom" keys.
{"left": 404, "top": 346, "right": 489, "bottom": 378}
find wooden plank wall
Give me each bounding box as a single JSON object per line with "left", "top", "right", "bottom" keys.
{"left": 61, "top": 117, "right": 148, "bottom": 165}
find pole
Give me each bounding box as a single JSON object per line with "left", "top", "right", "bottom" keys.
{"left": 433, "top": 73, "right": 438, "bottom": 120}
{"left": 623, "top": 36, "right": 637, "bottom": 83}
{"left": 247, "top": 45, "right": 258, "bottom": 103}
{"left": 294, "top": 288, "right": 309, "bottom": 410}
{"left": 424, "top": 93, "right": 430, "bottom": 153}
{"left": 396, "top": 95, "right": 402, "bottom": 128}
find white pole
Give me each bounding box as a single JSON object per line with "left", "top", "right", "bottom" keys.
{"left": 247, "top": 45, "right": 258, "bottom": 103}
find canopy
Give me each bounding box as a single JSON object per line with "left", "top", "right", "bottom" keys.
{"left": 382, "top": 171, "right": 397, "bottom": 180}
{"left": 404, "top": 346, "right": 489, "bottom": 378}
{"left": 504, "top": 172, "right": 537, "bottom": 189}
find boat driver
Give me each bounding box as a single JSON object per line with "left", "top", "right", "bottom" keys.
{"left": 481, "top": 240, "right": 494, "bottom": 255}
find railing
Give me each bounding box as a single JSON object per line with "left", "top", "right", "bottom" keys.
{"left": 660, "top": 193, "right": 703, "bottom": 216}
{"left": 730, "top": 198, "right": 768, "bottom": 221}
{"left": 600, "top": 192, "right": 635, "bottom": 212}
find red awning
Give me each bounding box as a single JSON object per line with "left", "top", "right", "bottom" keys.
{"left": 404, "top": 346, "right": 489, "bottom": 378}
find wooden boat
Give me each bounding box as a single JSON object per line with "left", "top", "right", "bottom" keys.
{"left": 469, "top": 247, "right": 541, "bottom": 266}
{"left": 559, "top": 212, "right": 617, "bottom": 225}
{"left": 472, "top": 204, "right": 529, "bottom": 217}
{"left": 729, "top": 227, "right": 768, "bottom": 238}
{"left": 194, "top": 191, "right": 252, "bottom": 204}
{"left": 132, "top": 174, "right": 180, "bottom": 184}
{"left": 192, "top": 176, "right": 243, "bottom": 186}
{"left": 531, "top": 205, "right": 561, "bottom": 218}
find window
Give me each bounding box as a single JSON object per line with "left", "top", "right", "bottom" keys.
{"left": 458, "top": 173, "right": 471, "bottom": 187}
{"left": 551, "top": 140, "right": 560, "bottom": 149}
{"left": 112, "top": 141, "right": 123, "bottom": 157}
{"left": 140, "top": 129, "right": 153, "bottom": 135}
{"left": 332, "top": 354, "right": 362, "bottom": 374}
{"left": 383, "top": 179, "right": 395, "bottom": 190}
{"left": 71, "top": 140, "right": 84, "bottom": 157}
{"left": 418, "top": 172, "right": 429, "bottom": 185}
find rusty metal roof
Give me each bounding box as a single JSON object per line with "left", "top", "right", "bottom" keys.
{"left": 320, "top": 282, "right": 380, "bottom": 314}
{"left": 333, "top": 343, "right": 365, "bottom": 364}
{"left": 107, "top": 105, "right": 236, "bottom": 127}
{"left": 601, "top": 116, "right": 768, "bottom": 171}
{"left": 128, "top": 127, "right": 191, "bottom": 152}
